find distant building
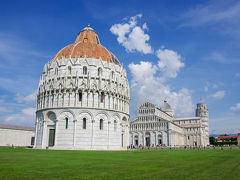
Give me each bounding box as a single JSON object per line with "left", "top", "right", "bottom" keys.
{"left": 129, "top": 101, "right": 209, "bottom": 147}
{"left": 0, "top": 124, "right": 35, "bottom": 146}
{"left": 238, "top": 133, "right": 240, "bottom": 145}
{"left": 215, "top": 135, "right": 239, "bottom": 144}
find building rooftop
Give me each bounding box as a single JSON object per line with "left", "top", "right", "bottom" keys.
{"left": 174, "top": 117, "right": 200, "bottom": 121}
{"left": 0, "top": 124, "right": 35, "bottom": 131}
{"left": 51, "top": 25, "right": 120, "bottom": 65}
{"left": 215, "top": 135, "right": 238, "bottom": 140}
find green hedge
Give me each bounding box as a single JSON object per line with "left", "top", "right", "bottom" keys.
{"left": 213, "top": 142, "right": 238, "bottom": 146}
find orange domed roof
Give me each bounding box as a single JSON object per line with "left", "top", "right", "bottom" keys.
{"left": 51, "top": 25, "right": 120, "bottom": 64}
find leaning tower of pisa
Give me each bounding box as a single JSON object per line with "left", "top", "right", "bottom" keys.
{"left": 196, "top": 103, "right": 209, "bottom": 146}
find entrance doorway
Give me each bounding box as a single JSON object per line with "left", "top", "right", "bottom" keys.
{"left": 158, "top": 139, "right": 162, "bottom": 145}
{"left": 48, "top": 129, "right": 55, "bottom": 147}
{"left": 145, "top": 132, "right": 151, "bottom": 147}
{"left": 158, "top": 134, "right": 162, "bottom": 145}
{"left": 145, "top": 137, "right": 150, "bottom": 146}
{"left": 134, "top": 135, "right": 138, "bottom": 146}
{"left": 135, "top": 140, "right": 138, "bottom": 146}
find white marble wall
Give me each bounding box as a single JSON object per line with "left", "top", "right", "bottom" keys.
{"left": 35, "top": 57, "right": 130, "bottom": 150}
{"left": 35, "top": 108, "right": 129, "bottom": 150}
{"left": 0, "top": 128, "right": 34, "bottom": 146}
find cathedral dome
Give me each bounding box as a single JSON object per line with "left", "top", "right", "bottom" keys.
{"left": 51, "top": 25, "right": 120, "bottom": 65}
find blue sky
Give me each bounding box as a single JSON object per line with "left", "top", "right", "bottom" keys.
{"left": 0, "top": 0, "right": 239, "bottom": 134}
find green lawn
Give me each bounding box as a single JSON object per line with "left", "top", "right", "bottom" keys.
{"left": 0, "top": 147, "right": 239, "bottom": 180}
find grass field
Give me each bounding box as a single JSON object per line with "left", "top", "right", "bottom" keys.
{"left": 0, "top": 147, "right": 240, "bottom": 180}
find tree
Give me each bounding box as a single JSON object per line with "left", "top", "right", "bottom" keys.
{"left": 209, "top": 136, "right": 216, "bottom": 145}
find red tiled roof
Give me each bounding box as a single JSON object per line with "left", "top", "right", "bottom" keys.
{"left": 215, "top": 136, "right": 237, "bottom": 140}
{"left": 51, "top": 26, "right": 120, "bottom": 65}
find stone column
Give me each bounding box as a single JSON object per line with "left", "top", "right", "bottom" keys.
{"left": 82, "top": 91, "right": 87, "bottom": 107}
{"left": 98, "top": 92, "right": 100, "bottom": 108}
{"left": 108, "top": 121, "right": 111, "bottom": 149}
{"left": 167, "top": 130, "right": 171, "bottom": 146}
{"left": 53, "top": 91, "right": 56, "bottom": 107}
{"left": 88, "top": 92, "right": 92, "bottom": 107}
{"left": 91, "top": 119, "right": 95, "bottom": 149}
{"left": 132, "top": 133, "right": 134, "bottom": 145}
{"left": 59, "top": 93, "right": 62, "bottom": 107}
{"left": 73, "top": 91, "right": 76, "bottom": 107}
{"left": 142, "top": 132, "right": 145, "bottom": 146}
{"left": 73, "top": 119, "right": 77, "bottom": 148}
{"left": 63, "top": 92, "right": 65, "bottom": 107}
{"left": 104, "top": 93, "right": 106, "bottom": 109}
{"left": 150, "top": 132, "right": 154, "bottom": 147}
{"left": 94, "top": 92, "right": 98, "bottom": 108}
{"left": 42, "top": 120, "right": 48, "bottom": 148}
{"left": 51, "top": 92, "right": 54, "bottom": 107}
{"left": 155, "top": 132, "right": 158, "bottom": 146}
{"left": 69, "top": 91, "right": 72, "bottom": 107}
{"left": 33, "top": 120, "right": 38, "bottom": 148}
{"left": 109, "top": 95, "right": 112, "bottom": 109}
{"left": 55, "top": 119, "right": 58, "bottom": 147}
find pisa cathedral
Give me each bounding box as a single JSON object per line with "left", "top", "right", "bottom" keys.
{"left": 129, "top": 101, "right": 209, "bottom": 147}
{"left": 34, "top": 25, "right": 209, "bottom": 150}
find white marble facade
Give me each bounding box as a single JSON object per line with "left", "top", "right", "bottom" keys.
{"left": 34, "top": 26, "right": 130, "bottom": 150}
{"left": 130, "top": 101, "right": 209, "bottom": 147}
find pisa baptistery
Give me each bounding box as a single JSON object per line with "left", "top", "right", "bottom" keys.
{"left": 34, "top": 25, "right": 130, "bottom": 150}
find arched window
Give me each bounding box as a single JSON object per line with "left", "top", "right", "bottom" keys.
{"left": 111, "top": 71, "right": 114, "bottom": 79}
{"left": 83, "top": 118, "right": 86, "bottom": 129}
{"left": 65, "top": 117, "right": 68, "bottom": 129}
{"left": 114, "top": 120, "right": 117, "bottom": 132}
{"left": 55, "top": 68, "right": 58, "bottom": 75}
{"left": 84, "top": 37, "right": 88, "bottom": 43}
{"left": 79, "top": 91, "right": 82, "bottom": 102}
{"left": 100, "top": 92, "right": 104, "bottom": 103}
{"left": 83, "top": 66, "right": 87, "bottom": 75}
{"left": 100, "top": 119, "right": 103, "bottom": 130}
{"left": 68, "top": 66, "right": 71, "bottom": 75}
{"left": 98, "top": 67, "right": 102, "bottom": 76}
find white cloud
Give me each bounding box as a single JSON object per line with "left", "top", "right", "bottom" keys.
{"left": 0, "top": 107, "right": 11, "bottom": 113}
{"left": 142, "top": 23, "right": 148, "bottom": 30}
{"left": 0, "top": 77, "right": 37, "bottom": 95}
{"left": 182, "top": 0, "right": 240, "bottom": 27}
{"left": 210, "top": 90, "right": 226, "bottom": 99}
{"left": 181, "top": 0, "right": 240, "bottom": 37}
{"left": 210, "top": 113, "right": 240, "bottom": 134}
{"left": 0, "top": 32, "right": 49, "bottom": 64}
{"left": 22, "top": 108, "right": 36, "bottom": 116}
{"left": 212, "top": 84, "right": 218, "bottom": 89}
{"left": 236, "top": 73, "right": 240, "bottom": 77}
{"left": 4, "top": 107, "right": 35, "bottom": 125}
{"left": 15, "top": 90, "right": 37, "bottom": 107}
{"left": 110, "top": 14, "right": 153, "bottom": 54}
{"left": 204, "top": 86, "right": 208, "bottom": 92}
{"left": 129, "top": 61, "right": 194, "bottom": 117}
{"left": 204, "top": 52, "right": 240, "bottom": 64}
{"left": 204, "top": 81, "right": 224, "bottom": 93}
{"left": 0, "top": 90, "right": 37, "bottom": 126}
{"left": 230, "top": 103, "right": 240, "bottom": 112}
{"left": 156, "top": 48, "right": 184, "bottom": 79}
